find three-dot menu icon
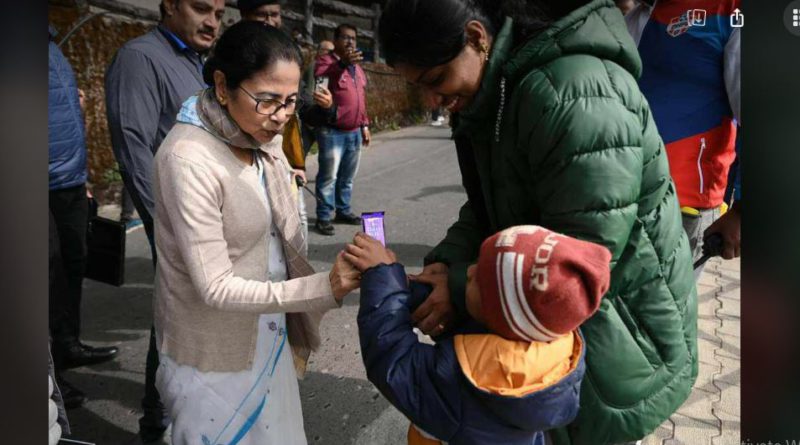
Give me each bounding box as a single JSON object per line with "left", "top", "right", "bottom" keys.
{"left": 785, "top": 1, "right": 800, "bottom": 36}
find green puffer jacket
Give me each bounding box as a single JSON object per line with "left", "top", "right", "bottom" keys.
{"left": 425, "top": 1, "right": 698, "bottom": 443}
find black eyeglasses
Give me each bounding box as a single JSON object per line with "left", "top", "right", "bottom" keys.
{"left": 238, "top": 86, "right": 303, "bottom": 116}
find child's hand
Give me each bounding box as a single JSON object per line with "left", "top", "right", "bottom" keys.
{"left": 344, "top": 232, "right": 397, "bottom": 272}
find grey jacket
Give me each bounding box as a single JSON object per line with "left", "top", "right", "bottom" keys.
{"left": 105, "top": 25, "right": 205, "bottom": 218}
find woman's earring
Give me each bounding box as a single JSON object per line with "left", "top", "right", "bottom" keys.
{"left": 480, "top": 42, "right": 491, "bottom": 62}
{"left": 218, "top": 96, "right": 226, "bottom": 105}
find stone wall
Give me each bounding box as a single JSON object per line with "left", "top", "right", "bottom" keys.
{"left": 362, "top": 63, "right": 426, "bottom": 131}
{"left": 50, "top": 4, "right": 154, "bottom": 196}
{"left": 48, "top": 2, "right": 424, "bottom": 198}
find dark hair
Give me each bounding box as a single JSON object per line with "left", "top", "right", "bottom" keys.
{"left": 202, "top": 21, "right": 303, "bottom": 89}
{"left": 379, "top": 0, "right": 592, "bottom": 68}
{"left": 334, "top": 23, "right": 357, "bottom": 40}
{"left": 237, "top": 0, "right": 285, "bottom": 14}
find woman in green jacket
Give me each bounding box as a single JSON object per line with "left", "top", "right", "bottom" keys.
{"left": 378, "top": 1, "right": 697, "bottom": 444}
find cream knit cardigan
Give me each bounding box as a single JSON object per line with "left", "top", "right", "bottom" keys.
{"left": 153, "top": 123, "right": 338, "bottom": 373}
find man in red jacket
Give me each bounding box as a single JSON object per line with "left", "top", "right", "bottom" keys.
{"left": 313, "top": 23, "right": 371, "bottom": 236}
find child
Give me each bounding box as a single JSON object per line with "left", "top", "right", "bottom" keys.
{"left": 344, "top": 226, "right": 611, "bottom": 445}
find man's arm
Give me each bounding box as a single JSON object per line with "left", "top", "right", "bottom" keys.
{"left": 624, "top": 1, "right": 653, "bottom": 46}
{"left": 359, "top": 66, "right": 370, "bottom": 128}
{"left": 105, "top": 48, "right": 162, "bottom": 218}
{"left": 703, "top": 26, "right": 742, "bottom": 260}
{"left": 724, "top": 27, "right": 742, "bottom": 203}
{"left": 724, "top": 28, "right": 741, "bottom": 126}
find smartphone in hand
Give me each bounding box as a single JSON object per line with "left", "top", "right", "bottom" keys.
{"left": 315, "top": 76, "right": 329, "bottom": 91}
{"left": 361, "top": 212, "right": 386, "bottom": 246}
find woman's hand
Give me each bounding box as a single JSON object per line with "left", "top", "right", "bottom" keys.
{"left": 409, "top": 263, "right": 456, "bottom": 336}
{"left": 292, "top": 169, "right": 307, "bottom": 186}
{"left": 330, "top": 251, "right": 361, "bottom": 302}
{"left": 343, "top": 232, "right": 397, "bottom": 272}
{"left": 313, "top": 87, "right": 333, "bottom": 109}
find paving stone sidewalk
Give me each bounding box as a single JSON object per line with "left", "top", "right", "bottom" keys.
{"left": 643, "top": 257, "right": 741, "bottom": 445}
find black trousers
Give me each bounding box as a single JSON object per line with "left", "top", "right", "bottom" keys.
{"left": 49, "top": 184, "right": 87, "bottom": 364}
{"left": 118, "top": 170, "right": 168, "bottom": 439}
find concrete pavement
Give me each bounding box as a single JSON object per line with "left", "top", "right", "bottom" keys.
{"left": 63, "top": 125, "right": 740, "bottom": 444}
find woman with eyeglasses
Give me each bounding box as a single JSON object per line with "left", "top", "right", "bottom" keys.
{"left": 151, "top": 21, "right": 359, "bottom": 445}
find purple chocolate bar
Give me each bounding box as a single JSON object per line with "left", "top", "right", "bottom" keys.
{"left": 361, "top": 212, "right": 386, "bottom": 246}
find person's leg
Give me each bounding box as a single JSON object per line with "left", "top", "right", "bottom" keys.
{"left": 334, "top": 129, "right": 363, "bottom": 218}
{"left": 48, "top": 185, "right": 88, "bottom": 352}
{"left": 431, "top": 107, "right": 445, "bottom": 126}
{"left": 120, "top": 170, "right": 167, "bottom": 441}
{"left": 121, "top": 187, "right": 134, "bottom": 222}
{"left": 315, "top": 127, "right": 345, "bottom": 223}
{"left": 49, "top": 209, "right": 72, "bottom": 363}
{"left": 140, "top": 326, "right": 169, "bottom": 441}
{"left": 121, "top": 187, "right": 143, "bottom": 231}
{"left": 682, "top": 207, "right": 721, "bottom": 279}
{"left": 120, "top": 171, "right": 156, "bottom": 263}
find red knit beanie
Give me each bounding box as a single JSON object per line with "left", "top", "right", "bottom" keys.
{"left": 477, "top": 226, "right": 611, "bottom": 342}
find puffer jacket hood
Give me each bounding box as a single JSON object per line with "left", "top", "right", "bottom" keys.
{"left": 502, "top": 0, "right": 642, "bottom": 84}
{"left": 457, "top": 0, "right": 643, "bottom": 145}
{"left": 455, "top": 331, "right": 585, "bottom": 433}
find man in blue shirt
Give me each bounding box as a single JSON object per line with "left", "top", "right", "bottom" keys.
{"left": 105, "top": 0, "right": 225, "bottom": 442}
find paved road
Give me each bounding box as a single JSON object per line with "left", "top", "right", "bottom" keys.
{"left": 61, "top": 124, "right": 741, "bottom": 444}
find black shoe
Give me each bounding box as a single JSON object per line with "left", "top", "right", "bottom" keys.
{"left": 61, "top": 343, "right": 119, "bottom": 369}
{"left": 334, "top": 212, "right": 362, "bottom": 225}
{"left": 56, "top": 377, "right": 87, "bottom": 409}
{"left": 138, "top": 425, "right": 168, "bottom": 444}
{"left": 138, "top": 405, "right": 169, "bottom": 443}
{"left": 315, "top": 220, "right": 335, "bottom": 236}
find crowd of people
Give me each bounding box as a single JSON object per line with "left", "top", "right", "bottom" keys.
{"left": 47, "top": 0, "right": 741, "bottom": 444}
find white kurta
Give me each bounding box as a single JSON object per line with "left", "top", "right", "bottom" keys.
{"left": 156, "top": 154, "right": 307, "bottom": 445}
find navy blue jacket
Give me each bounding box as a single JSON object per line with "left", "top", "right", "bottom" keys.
{"left": 358, "top": 263, "right": 586, "bottom": 445}
{"left": 48, "top": 28, "right": 87, "bottom": 191}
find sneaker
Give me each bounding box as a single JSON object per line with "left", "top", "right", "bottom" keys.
{"left": 315, "top": 220, "right": 335, "bottom": 236}
{"left": 334, "top": 212, "right": 362, "bottom": 225}
{"left": 431, "top": 120, "right": 443, "bottom": 127}
{"left": 125, "top": 218, "right": 144, "bottom": 232}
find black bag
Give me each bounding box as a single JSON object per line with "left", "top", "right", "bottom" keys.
{"left": 85, "top": 198, "right": 126, "bottom": 286}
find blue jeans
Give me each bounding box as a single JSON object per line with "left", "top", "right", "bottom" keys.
{"left": 315, "top": 127, "right": 362, "bottom": 221}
